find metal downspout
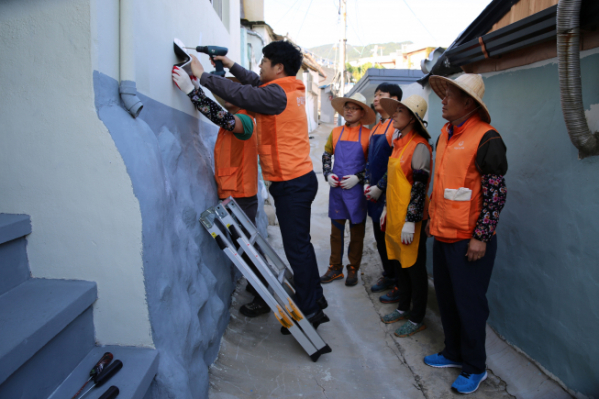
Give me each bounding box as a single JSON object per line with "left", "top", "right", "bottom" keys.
{"left": 557, "top": 0, "right": 599, "bottom": 158}
{"left": 119, "top": 0, "right": 143, "bottom": 118}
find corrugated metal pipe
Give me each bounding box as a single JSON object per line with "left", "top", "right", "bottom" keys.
{"left": 557, "top": 0, "right": 598, "bottom": 158}
{"left": 119, "top": 0, "right": 143, "bottom": 118}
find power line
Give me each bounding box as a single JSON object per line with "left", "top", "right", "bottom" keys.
{"left": 401, "top": 0, "right": 438, "bottom": 43}
{"left": 278, "top": 0, "right": 302, "bottom": 24}
{"left": 296, "top": 0, "right": 316, "bottom": 40}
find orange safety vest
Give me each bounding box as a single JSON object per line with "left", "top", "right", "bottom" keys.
{"left": 389, "top": 131, "right": 432, "bottom": 186}
{"left": 429, "top": 115, "right": 498, "bottom": 242}
{"left": 331, "top": 124, "right": 370, "bottom": 156}
{"left": 255, "top": 77, "right": 313, "bottom": 181}
{"left": 369, "top": 118, "right": 394, "bottom": 146}
{"left": 214, "top": 109, "right": 258, "bottom": 199}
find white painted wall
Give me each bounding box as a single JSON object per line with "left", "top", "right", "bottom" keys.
{"left": 120, "top": 0, "right": 241, "bottom": 118}
{"left": 0, "top": 0, "right": 152, "bottom": 346}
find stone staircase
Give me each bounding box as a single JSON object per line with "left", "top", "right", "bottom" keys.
{"left": 0, "top": 214, "right": 158, "bottom": 399}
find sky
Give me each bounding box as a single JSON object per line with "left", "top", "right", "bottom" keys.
{"left": 264, "top": 0, "right": 493, "bottom": 53}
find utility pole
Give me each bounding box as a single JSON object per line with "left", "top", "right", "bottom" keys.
{"left": 338, "top": 0, "right": 347, "bottom": 96}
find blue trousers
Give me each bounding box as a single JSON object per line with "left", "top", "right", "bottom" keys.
{"left": 433, "top": 236, "right": 497, "bottom": 374}
{"left": 269, "top": 171, "right": 323, "bottom": 315}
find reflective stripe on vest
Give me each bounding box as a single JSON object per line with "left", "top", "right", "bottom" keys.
{"left": 429, "top": 115, "right": 497, "bottom": 241}
{"left": 255, "top": 77, "right": 313, "bottom": 181}
{"left": 214, "top": 109, "right": 258, "bottom": 198}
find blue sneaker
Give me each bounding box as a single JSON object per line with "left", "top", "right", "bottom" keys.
{"left": 379, "top": 286, "right": 400, "bottom": 303}
{"left": 423, "top": 352, "right": 463, "bottom": 368}
{"left": 371, "top": 276, "right": 395, "bottom": 292}
{"left": 451, "top": 371, "right": 487, "bottom": 394}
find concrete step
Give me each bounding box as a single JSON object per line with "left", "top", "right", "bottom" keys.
{"left": 0, "top": 278, "right": 97, "bottom": 386}
{"left": 48, "top": 346, "right": 159, "bottom": 399}
{"left": 0, "top": 214, "right": 32, "bottom": 296}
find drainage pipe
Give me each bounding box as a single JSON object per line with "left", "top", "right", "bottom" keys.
{"left": 557, "top": 0, "right": 598, "bottom": 158}
{"left": 119, "top": 0, "right": 143, "bottom": 118}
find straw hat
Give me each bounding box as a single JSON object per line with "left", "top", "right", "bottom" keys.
{"left": 331, "top": 92, "right": 376, "bottom": 125}
{"left": 429, "top": 73, "right": 491, "bottom": 123}
{"left": 379, "top": 95, "right": 430, "bottom": 139}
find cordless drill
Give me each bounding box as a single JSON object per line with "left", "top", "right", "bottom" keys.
{"left": 186, "top": 46, "right": 228, "bottom": 77}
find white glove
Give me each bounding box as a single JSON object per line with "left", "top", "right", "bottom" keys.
{"left": 190, "top": 74, "right": 200, "bottom": 90}
{"left": 401, "top": 222, "right": 415, "bottom": 244}
{"left": 172, "top": 66, "right": 194, "bottom": 94}
{"left": 340, "top": 175, "right": 359, "bottom": 189}
{"left": 380, "top": 206, "right": 387, "bottom": 231}
{"left": 365, "top": 185, "right": 383, "bottom": 201}
{"left": 327, "top": 173, "right": 340, "bottom": 188}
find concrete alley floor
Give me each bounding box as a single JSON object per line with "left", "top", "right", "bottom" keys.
{"left": 208, "top": 123, "right": 571, "bottom": 399}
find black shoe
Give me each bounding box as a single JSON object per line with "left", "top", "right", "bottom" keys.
{"left": 317, "top": 296, "right": 328, "bottom": 310}
{"left": 281, "top": 310, "right": 330, "bottom": 335}
{"left": 345, "top": 266, "right": 358, "bottom": 286}
{"left": 239, "top": 297, "right": 270, "bottom": 317}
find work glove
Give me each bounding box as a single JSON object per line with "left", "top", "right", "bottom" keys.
{"left": 365, "top": 185, "right": 383, "bottom": 202}
{"left": 327, "top": 173, "right": 340, "bottom": 188}
{"left": 380, "top": 206, "right": 387, "bottom": 232}
{"left": 340, "top": 175, "right": 359, "bottom": 190}
{"left": 401, "top": 222, "right": 415, "bottom": 245}
{"left": 172, "top": 66, "right": 194, "bottom": 94}
{"left": 190, "top": 74, "right": 200, "bottom": 90}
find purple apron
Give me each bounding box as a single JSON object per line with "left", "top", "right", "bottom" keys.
{"left": 328, "top": 126, "right": 367, "bottom": 224}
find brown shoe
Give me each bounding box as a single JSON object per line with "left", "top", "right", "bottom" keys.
{"left": 345, "top": 265, "right": 359, "bottom": 286}
{"left": 320, "top": 265, "right": 344, "bottom": 283}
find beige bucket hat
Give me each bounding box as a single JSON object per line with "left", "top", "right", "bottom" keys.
{"left": 331, "top": 92, "right": 377, "bottom": 125}
{"left": 429, "top": 73, "right": 491, "bottom": 123}
{"left": 380, "top": 94, "right": 430, "bottom": 139}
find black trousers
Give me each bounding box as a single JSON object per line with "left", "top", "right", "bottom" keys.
{"left": 433, "top": 235, "right": 497, "bottom": 374}
{"left": 372, "top": 219, "right": 395, "bottom": 279}
{"left": 392, "top": 227, "right": 428, "bottom": 323}
{"left": 232, "top": 195, "right": 258, "bottom": 225}
{"left": 270, "top": 171, "right": 323, "bottom": 315}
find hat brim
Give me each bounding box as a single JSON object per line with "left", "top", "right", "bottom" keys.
{"left": 331, "top": 97, "right": 377, "bottom": 125}
{"left": 379, "top": 98, "right": 431, "bottom": 139}
{"left": 429, "top": 75, "right": 491, "bottom": 123}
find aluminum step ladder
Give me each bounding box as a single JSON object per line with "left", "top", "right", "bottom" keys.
{"left": 199, "top": 197, "right": 332, "bottom": 362}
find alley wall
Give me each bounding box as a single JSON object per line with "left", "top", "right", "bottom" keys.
{"left": 426, "top": 49, "right": 599, "bottom": 397}
{"left": 0, "top": 0, "right": 268, "bottom": 397}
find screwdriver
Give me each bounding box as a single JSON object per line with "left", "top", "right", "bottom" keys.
{"left": 71, "top": 352, "right": 113, "bottom": 399}
{"left": 78, "top": 360, "right": 123, "bottom": 399}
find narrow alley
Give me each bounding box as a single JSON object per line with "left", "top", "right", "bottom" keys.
{"left": 207, "top": 123, "right": 568, "bottom": 399}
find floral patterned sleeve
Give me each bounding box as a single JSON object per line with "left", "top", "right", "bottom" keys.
{"left": 405, "top": 169, "right": 429, "bottom": 223}
{"left": 473, "top": 174, "right": 507, "bottom": 242}
{"left": 322, "top": 151, "right": 333, "bottom": 181}
{"left": 188, "top": 87, "right": 236, "bottom": 132}
{"left": 376, "top": 172, "right": 388, "bottom": 191}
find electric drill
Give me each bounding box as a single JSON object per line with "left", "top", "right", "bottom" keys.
{"left": 187, "top": 46, "right": 228, "bottom": 77}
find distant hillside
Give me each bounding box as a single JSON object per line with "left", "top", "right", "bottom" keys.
{"left": 308, "top": 42, "right": 413, "bottom": 62}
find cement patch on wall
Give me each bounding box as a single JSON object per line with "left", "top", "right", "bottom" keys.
{"left": 94, "top": 71, "right": 267, "bottom": 398}
{"left": 426, "top": 53, "right": 599, "bottom": 397}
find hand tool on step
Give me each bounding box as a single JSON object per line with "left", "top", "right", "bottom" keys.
{"left": 200, "top": 197, "right": 332, "bottom": 362}
{"left": 78, "top": 360, "right": 123, "bottom": 399}
{"left": 70, "top": 352, "right": 113, "bottom": 399}
{"left": 98, "top": 386, "right": 119, "bottom": 399}
{"left": 184, "top": 46, "right": 228, "bottom": 77}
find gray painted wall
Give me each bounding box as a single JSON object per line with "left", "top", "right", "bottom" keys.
{"left": 94, "top": 71, "right": 267, "bottom": 398}
{"left": 426, "top": 52, "right": 599, "bottom": 397}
